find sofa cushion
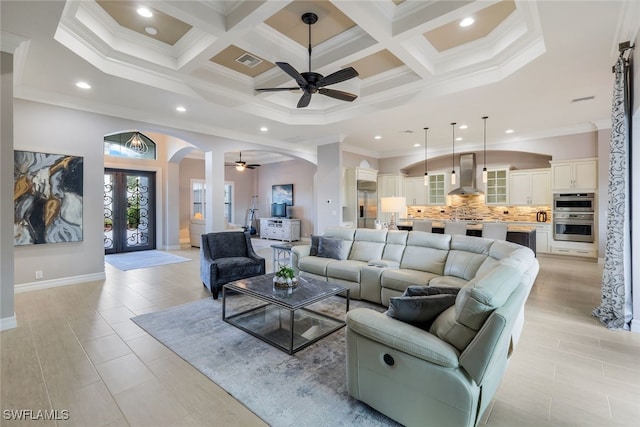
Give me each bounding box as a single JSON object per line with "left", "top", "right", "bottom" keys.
{"left": 381, "top": 230, "right": 408, "bottom": 262}
{"left": 429, "top": 306, "right": 478, "bottom": 352}
{"left": 450, "top": 234, "right": 493, "bottom": 254}
{"left": 443, "top": 250, "right": 488, "bottom": 281}
{"left": 214, "top": 257, "right": 263, "bottom": 279}
{"left": 350, "top": 231, "right": 386, "bottom": 262}
{"left": 381, "top": 269, "right": 439, "bottom": 292}
{"left": 426, "top": 275, "right": 468, "bottom": 289}
{"left": 298, "top": 256, "right": 336, "bottom": 276}
{"left": 400, "top": 246, "right": 449, "bottom": 275}
{"left": 326, "top": 259, "right": 367, "bottom": 283}
{"left": 367, "top": 259, "right": 400, "bottom": 268}
{"left": 455, "top": 261, "right": 523, "bottom": 330}
{"left": 317, "top": 237, "right": 348, "bottom": 260}
{"left": 387, "top": 294, "right": 458, "bottom": 329}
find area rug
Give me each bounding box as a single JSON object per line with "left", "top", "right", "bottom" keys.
{"left": 131, "top": 295, "right": 400, "bottom": 426}
{"left": 105, "top": 250, "right": 190, "bottom": 271}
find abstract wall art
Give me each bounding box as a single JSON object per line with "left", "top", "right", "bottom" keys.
{"left": 14, "top": 150, "right": 84, "bottom": 245}
{"left": 272, "top": 184, "right": 293, "bottom": 206}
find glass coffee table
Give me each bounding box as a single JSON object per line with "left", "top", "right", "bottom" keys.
{"left": 222, "top": 273, "right": 349, "bottom": 355}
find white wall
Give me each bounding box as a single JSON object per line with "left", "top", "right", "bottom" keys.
{"left": 257, "top": 158, "right": 316, "bottom": 238}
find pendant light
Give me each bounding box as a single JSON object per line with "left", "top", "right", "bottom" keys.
{"left": 450, "top": 122, "right": 456, "bottom": 185}
{"left": 423, "top": 127, "right": 429, "bottom": 186}
{"left": 125, "top": 132, "right": 149, "bottom": 155}
{"left": 482, "top": 116, "right": 488, "bottom": 183}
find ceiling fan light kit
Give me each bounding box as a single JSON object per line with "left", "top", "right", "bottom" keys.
{"left": 256, "top": 12, "right": 359, "bottom": 108}
{"left": 234, "top": 152, "right": 260, "bottom": 171}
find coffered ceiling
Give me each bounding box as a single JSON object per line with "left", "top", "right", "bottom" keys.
{"left": 2, "top": 0, "right": 639, "bottom": 164}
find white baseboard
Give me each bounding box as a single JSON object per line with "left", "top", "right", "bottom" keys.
{"left": 15, "top": 272, "right": 106, "bottom": 294}
{"left": 165, "top": 244, "right": 182, "bottom": 251}
{"left": 1, "top": 314, "right": 17, "bottom": 331}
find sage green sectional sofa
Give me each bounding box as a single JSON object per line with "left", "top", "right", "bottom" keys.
{"left": 291, "top": 226, "right": 539, "bottom": 427}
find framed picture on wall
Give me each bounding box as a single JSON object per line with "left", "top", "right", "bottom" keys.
{"left": 14, "top": 150, "right": 84, "bottom": 245}
{"left": 272, "top": 184, "right": 293, "bottom": 206}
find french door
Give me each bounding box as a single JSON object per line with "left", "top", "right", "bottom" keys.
{"left": 104, "top": 169, "right": 156, "bottom": 254}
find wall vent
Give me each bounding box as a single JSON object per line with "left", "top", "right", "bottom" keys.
{"left": 235, "top": 53, "right": 263, "bottom": 68}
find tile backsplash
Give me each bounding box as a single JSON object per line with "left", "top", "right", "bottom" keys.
{"left": 405, "top": 194, "right": 552, "bottom": 223}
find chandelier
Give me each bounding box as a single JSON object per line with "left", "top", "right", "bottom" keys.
{"left": 125, "top": 132, "right": 149, "bottom": 155}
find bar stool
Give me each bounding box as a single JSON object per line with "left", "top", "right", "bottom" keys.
{"left": 482, "top": 222, "right": 508, "bottom": 240}
{"left": 444, "top": 221, "right": 467, "bottom": 236}
{"left": 412, "top": 221, "right": 433, "bottom": 232}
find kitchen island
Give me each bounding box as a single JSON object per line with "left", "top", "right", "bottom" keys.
{"left": 397, "top": 221, "right": 537, "bottom": 255}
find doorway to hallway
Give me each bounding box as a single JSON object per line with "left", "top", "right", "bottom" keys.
{"left": 104, "top": 169, "right": 156, "bottom": 254}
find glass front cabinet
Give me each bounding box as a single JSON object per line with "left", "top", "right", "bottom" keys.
{"left": 485, "top": 168, "right": 509, "bottom": 205}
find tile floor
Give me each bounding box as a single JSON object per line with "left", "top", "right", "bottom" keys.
{"left": 1, "top": 241, "right": 639, "bottom": 426}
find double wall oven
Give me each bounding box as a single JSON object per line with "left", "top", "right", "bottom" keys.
{"left": 552, "top": 193, "right": 595, "bottom": 243}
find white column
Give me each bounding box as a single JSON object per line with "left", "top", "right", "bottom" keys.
{"left": 165, "top": 161, "right": 181, "bottom": 249}
{"left": 204, "top": 149, "right": 226, "bottom": 232}
{"left": 1, "top": 51, "right": 16, "bottom": 330}
{"left": 315, "top": 142, "right": 342, "bottom": 234}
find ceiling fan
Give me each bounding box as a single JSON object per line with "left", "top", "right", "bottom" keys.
{"left": 233, "top": 152, "right": 260, "bottom": 171}
{"left": 256, "top": 12, "right": 359, "bottom": 108}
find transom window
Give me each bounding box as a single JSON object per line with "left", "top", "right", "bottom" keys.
{"left": 104, "top": 132, "right": 157, "bottom": 160}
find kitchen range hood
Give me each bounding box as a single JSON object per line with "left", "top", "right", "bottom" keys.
{"left": 448, "top": 153, "right": 484, "bottom": 195}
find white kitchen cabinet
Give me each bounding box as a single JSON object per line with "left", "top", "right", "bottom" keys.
{"left": 509, "top": 168, "right": 551, "bottom": 205}
{"left": 550, "top": 240, "right": 597, "bottom": 258}
{"left": 534, "top": 223, "right": 551, "bottom": 254}
{"left": 427, "top": 173, "right": 447, "bottom": 205}
{"left": 485, "top": 168, "right": 509, "bottom": 205}
{"left": 403, "top": 177, "right": 427, "bottom": 206}
{"left": 378, "top": 173, "right": 405, "bottom": 224}
{"left": 550, "top": 158, "right": 597, "bottom": 191}
{"left": 259, "top": 218, "right": 300, "bottom": 242}
{"left": 356, "top": 167, "right": 377, "bottom": 183}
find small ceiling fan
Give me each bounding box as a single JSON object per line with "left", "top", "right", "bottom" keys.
{"left": 233, "top": 152, "right": 260, "bottom": 171}
{"left": 256, "top": 12, "right": 359, "bottom": 108}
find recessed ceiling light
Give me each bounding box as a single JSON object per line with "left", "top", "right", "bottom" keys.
{"left": 176, "top": 106, "right": 186, "bottom": 112}
{"left": 137, "top": 7, "right": 153, "bottom": 18}
{"left": 374, "top": 135, "right": 382, "bottom": 140}
{"left": 413, "top": 143, "right": 420, "bottom": 147}
{"left": 145, "top": 26, "right": 157, "bottom": 35}
{"left": 456, "top": 137, "right": 463, "bottom": 141}
{"left": 76, "top": 81, "right": 91, "bottom": 89}
{"left": 460, "top": 17, "right": 474, "bottom": 27}
{"left": 505, "top": 129, "right": 514, "bottom": 134}
{"left": 459, "top": 124, "right": 468, "bottom": 129}
{"left": 260, "top": 126, "right": 268, "bottom": 132}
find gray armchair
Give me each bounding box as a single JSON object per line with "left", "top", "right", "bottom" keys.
{"left": 200, "top": 231, "right": 265, "bottom": 299}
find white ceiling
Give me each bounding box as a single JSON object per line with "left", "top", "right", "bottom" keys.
{"left": 1, "top": 0, "right": 638, "bottom": 166}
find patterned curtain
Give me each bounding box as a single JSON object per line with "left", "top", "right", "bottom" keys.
{"left": 592, "top": 56, "right": 632, "bottom": 330}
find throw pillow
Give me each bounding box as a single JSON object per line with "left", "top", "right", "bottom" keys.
{"left": 386, "top": 286, "right": 460, "bottom": 329}
{"left": 309, "top": 235, "right": 320, "bottom": 256}
{"left": 403, "top": 286, "right": 460, "bottom": 297}
{"left": 317, "top": 237, "right": 345, "bottom": 260}
{"left": 386, "top": 294, "right": 458, "bottom": 330}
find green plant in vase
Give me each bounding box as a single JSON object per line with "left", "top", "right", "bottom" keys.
{"left": 274, "top": 265, "right": 298, "bottom": 288}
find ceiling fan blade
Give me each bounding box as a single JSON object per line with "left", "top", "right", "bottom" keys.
{"left": 317, "top": 67, "right": 359, "bottom": 87}
{"left": 255, "top": 87, "right": 301, "bottom": 92}
{"left": 297, "top": 91, "right": 312, "bottom": 108}
{"left": 247, "top": 164, "right": 261, "bottom": 167}
{"left": 318, "top": 88, "right": 358, "bottom": 102}
{"left": 276, "top": 62, "right": 308, "bottom": 87}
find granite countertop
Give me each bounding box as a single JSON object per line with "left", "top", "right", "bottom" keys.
{"left": 398, "top": 219, "right": 537, "bottom": 233}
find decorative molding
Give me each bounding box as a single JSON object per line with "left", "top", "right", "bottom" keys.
{"left": 0, "top": 314, "right": 17, "bottom": 331}
{"left": 15, "top": 272, "right": 106, "bottom": 294}
{"left": 0, "top": 31, "right": 28, "bottom": 53}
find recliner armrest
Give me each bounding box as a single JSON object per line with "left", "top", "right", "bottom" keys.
{"left": 346, "top": 308, "right": 460, "bottom": 368}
